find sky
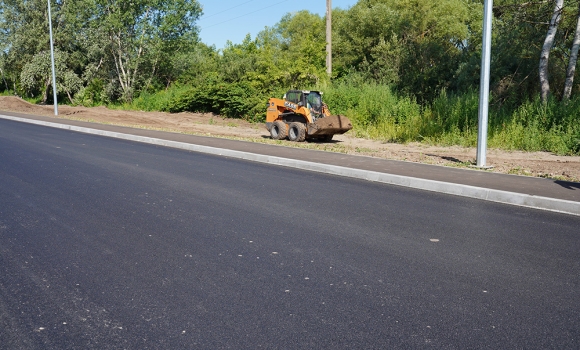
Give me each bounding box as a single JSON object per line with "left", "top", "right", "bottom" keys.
{"left": 197, "top": 0, "right": 358, "bottom": 49}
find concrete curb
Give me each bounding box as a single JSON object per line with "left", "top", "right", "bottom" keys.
{"left": 2, "top": 114, "right": 579, "bottom": 217}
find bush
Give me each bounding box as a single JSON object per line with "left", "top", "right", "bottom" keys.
{"left": 131, "top": 84, "right": 191, "bottom": 112}
{"left": 165, "top": 81, "right": 268, "bottom": 121}
{"left": 322, "top": 82, "right": 423, "bottom": 142}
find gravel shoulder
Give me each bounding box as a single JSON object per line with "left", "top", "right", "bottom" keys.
{"left": 2, "top": 96, "right": 579, "bottom": 182}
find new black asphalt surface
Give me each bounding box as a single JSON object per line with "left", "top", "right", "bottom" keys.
{"left": 1, "top": 118, "right": 580, "bottom": 349}
{"left": 1, "top": 110, "right": 579, "bottom": 203}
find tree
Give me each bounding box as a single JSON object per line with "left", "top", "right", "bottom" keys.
{"left": 94, "top": 0, "right": 202, "bottom": 101}
{"left": 564, "top": 2, "right": 580, "bottom": 100}
{"left": 274, "top": 11, "right": 328, "bottom": 87}
{"left": 0, "top": 0, "right": 56, "bottom": 93}
{"left": 467, "top": 0, "right": 576, "bottom": 104}
{"left": 20, "top": 50, "right": 82, "bottom": 103}
{"left": 0, "top": 54, "right": 9, "bottom": 92}
{"left": 216, "top": 11, "right": 328, "bottom": 91}
{"left": 333, "top": 0, "right": 478, "bottom": 101}
{"left": 540, "top": 0, "right": 564, "bottom": 103}
{"left": 333, "top": 2, "right": 402, "bottom": 84}
{"left": 173, "top": 42, "right": 220, "bottom": 87}
{"left": 0, "top": 0, "right": 203, "bottom": 103}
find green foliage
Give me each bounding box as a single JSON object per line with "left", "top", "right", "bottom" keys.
{"left": 20, "top": 50, "right": 82, "bottom": 102}
{"left": 172, "top": 44, "right": 220, "bottom": 86}
{"left": 333, "top": 0, "right": 478, "bottom": 100}
{"left": 1, "top": 0, "right": 202, "bottom": 103}
{"left": 73, "top": 78, "right": 106, "bottom": 106}
{"left": 216, "top": 82, "right": 265, "bottom": 121}
{"left": 128, "top": 84, "right": 188, "bottom": 111}
{"left": 322, "top": 81, "right": 579, "bottom": 154}
{"left": 487, "top": 97, "right": 580, "bottom": 155}
{"left": 426, "top": 89, "right": 479, "bottom": 142}
{"left": 164, "top": 81, "right": 266, "bottom": 121}
{"left": 323, "top": 82, "right": 423, "bottom": 142}
{"left": 167, "top": 85, "right": 220, "bottom": 114}
{"left": 93, "top": 0, "right": 203, "bottom": 101}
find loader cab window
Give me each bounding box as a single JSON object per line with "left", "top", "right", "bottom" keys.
{"left": 306, "top": 92, "right": 322, "bottom": 114}
{"left": 286, "top": 91, "right": 302, "bottom": 104}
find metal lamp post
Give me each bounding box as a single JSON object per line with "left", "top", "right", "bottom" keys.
{"left": 48, "top": 0, "right": 58, "bottom": 116}
{"left": 476, "top": 0, "right": 493, "bottom": 168}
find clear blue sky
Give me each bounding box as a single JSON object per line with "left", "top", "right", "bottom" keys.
{"left": 197, "top": 0, "right": 358, "bottom": 49}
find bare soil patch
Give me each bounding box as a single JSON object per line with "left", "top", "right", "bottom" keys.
{"left": 2, "top": 96, "right": 579, "bottom": 182}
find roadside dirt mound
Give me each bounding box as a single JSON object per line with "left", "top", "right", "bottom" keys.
{"left": 1, "top": 95, "right": 55, "bottom": 115}
{"left": 1, "top": 96, "right": 579, "bottom": 182}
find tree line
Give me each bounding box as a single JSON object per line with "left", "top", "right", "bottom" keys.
{"left": 1, "top": 0, "right": 202, "bottom": 103}
{"left": 1, "top": 0, "right": 579, "bottom": 154}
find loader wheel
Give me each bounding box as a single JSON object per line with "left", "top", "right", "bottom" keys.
{"left": 288, "top": 122, "right": 306, "bottom": 142}
{"left": 270, "top": 120, "right": 287, "bottom": 140}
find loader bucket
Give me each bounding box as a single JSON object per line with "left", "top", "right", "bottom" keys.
{"left": 307, "top": 115, "right": 353, "bottom": 137}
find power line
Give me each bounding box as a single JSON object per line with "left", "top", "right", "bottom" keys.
{"left": 201, "top": 0, "right": 258, "bottom": 20}
{"left": 202, "top": 0, "right": 291, "bottom": 30}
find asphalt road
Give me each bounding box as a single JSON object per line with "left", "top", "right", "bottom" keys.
{"left": 1, "top": 119, "right": 579, "bottom": 349}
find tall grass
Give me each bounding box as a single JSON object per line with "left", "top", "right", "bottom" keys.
{"left": 488, "top": 97, "right": 580, "bottom": 154}
{"left": 323, "top": 83, "right": 423, "bottom": 142}
{"left": 325, "top": 83, "right": 579, "bottom": 155}
{"left": 130, "top": 84, "right": 193, "bottom": 112}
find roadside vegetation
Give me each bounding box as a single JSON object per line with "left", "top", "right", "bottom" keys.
{"left": 1, "top": 0, "right": 580, "bottom": 154}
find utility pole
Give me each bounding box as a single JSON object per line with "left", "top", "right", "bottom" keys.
{"left": 326, "top": 0, "right": 332, "bottom": 77}
{"left": 48, "top": 0, "right": 58, "bottom": 116}
{"left": 476, "top": 0, "right": 493, "bottom": 168}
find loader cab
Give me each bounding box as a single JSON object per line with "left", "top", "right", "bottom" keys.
{"left": 284, "top": 90, "right": 323, "bottom": 117}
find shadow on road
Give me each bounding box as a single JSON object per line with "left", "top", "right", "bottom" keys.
{"left": 260, "top": 135, "right": 340, "bottom": 144}
{"left": 427, "top": 154, "right": 474, "bottom": 165}
{"left": 555, "top": 180, "right": 580, "bottom": 190}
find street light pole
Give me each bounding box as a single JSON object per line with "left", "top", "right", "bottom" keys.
{"left": 47, "top": 0, "right": 58, "bottom": 116}
{"left": 476, "top": 0, "right": 493, "bottom": 167}
{"left": 326, "top": 0, "right": 332, "bottom": 77}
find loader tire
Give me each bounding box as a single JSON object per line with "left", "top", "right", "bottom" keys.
{"left": 288, "top": 122, "right": 306, "bottom": 142}
{"left": 270, "top": 120, "right": 287, "bottom": 140}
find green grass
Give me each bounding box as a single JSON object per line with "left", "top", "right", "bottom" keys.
{"left": 322, "top": 83, "right": 424, "bottom": 143}
{"left": 130, "top": 85, "right": 193, "bottom": 112}
{"left": 321, "top": 83, "right": 580, "bottom": 155}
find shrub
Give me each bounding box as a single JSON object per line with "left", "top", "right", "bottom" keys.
{"left": 164, "top": 82, "right": 268, "bottom": 121}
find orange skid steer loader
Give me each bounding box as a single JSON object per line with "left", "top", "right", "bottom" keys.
{"left": 266, "top": 90, "right": 352, "bottom": 142}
